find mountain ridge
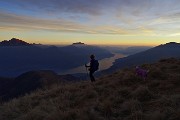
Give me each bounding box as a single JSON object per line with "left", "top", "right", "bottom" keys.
{"left": 0, "top": 70, "right": 81, "bottom": 102}
{"left": 0, "top": 38, "right": 33, "bottom": 46}
{"left": 103, "top": 42, "right": 180, "bottom": 74}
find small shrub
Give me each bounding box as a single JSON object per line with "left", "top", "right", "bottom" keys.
{"left": 131, "top": 86, "right": 155, "bottom": 102}
{"left": 84, "top": 89, "right": 98, "bottom": 99}
{"left": 149, "top": 68, "right": 167, "bottom": 80}
{"left": 118, "top": 87, "right": 131, "bottom": 98}
{"left": 102, "top": 100, "right": 113, "bottom": 118}
{"left": 128, "top": 110, "right": 144, "bottom": 120}
{"left": 144, "top": 111, "right": 166, "bottom": 120}
{"left": 120, "top": 99, "right": 142, "bottom": 118}
{"left": 148, "top": 81, "right": 160, "bottom": 89}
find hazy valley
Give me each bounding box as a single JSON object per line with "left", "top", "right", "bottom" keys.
{"left": 0, "top": 38, "right": 113, "bottom": 77}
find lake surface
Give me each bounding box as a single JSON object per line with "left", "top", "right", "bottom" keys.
{"left": 61, "top": 53, "right": 125, "bottom": 74}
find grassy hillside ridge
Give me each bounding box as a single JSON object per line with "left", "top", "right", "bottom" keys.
{"left": 0, "top": 58, "right": 180, "bottom": 120}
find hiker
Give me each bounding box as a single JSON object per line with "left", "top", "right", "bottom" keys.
{"left": 85, "top": 54, "right": 99, "bottom": 82}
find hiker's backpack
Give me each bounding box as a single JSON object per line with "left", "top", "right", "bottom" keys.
{"left": 93, "top": 60, "right": 99, "bottom": 71}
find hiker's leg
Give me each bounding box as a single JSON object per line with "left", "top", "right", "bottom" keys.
{"left": 90, "top": 71, "right": 95, "bottom": 82}
{"left": 89, "top": 71, "right": 93, "bottom": 82}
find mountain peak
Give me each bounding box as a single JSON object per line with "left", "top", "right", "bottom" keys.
{"left": 166, "top": 42, "right": 178, "bottom": 44}
{"left": 72, "top": 42, "right": 86, "bottom": 47}
{"left": 165, "top": 42, "right": 180, "bottom": 46}
{"left": 0, "top": 38, "right": 32, "bottom": 46}
{"left": 159, "top": 42, "right": 180, "bottom": 47}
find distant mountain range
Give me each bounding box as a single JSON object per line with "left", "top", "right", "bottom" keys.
{"left": 0, "top": 38, "right": 113, "bottom": 77}
{"left": 0, "top": 70, "right": 80, "bottom": 102}
{"left": 104, "top": 42, "right": 180, "bottom": 73}
{"left": 103, "top": 46, "right": 152, "bottom": 55}
{"left": 115, "top": 46, "right": 152, "bottom": 55}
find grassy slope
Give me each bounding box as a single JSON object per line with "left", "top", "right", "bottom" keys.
{"left": 0, "top": 58, "right": 180, "bottom": 120}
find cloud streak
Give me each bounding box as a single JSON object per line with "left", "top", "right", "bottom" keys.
{"left": 1, "top": 0, "right": 180, "bottom": 36}
{"left": 1, "top": 0, "right": 106, "bottom": 16}
{"left": 2, "top": 0, "right": 180, "bottom": 17}
{"left": 0, "top": 11, "right": 131, "bottom": 35}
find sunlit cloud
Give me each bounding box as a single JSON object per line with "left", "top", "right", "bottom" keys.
{"left": 169, "top": 33, "right": 180, "bottom": 37}
{"left": 0, "top": 11, "right": 134, "bottom": 35}
{"left": 0, "top": 11, "right": 89, "bottom": 33}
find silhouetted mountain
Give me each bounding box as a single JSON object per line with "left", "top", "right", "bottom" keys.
{"left": 104, "top": 42, "right": 180, "bottom": 73}
{"left": 0, "top": 70, "right": 80, "bottom": 102}
{"left": 72, "top": 42, "right": 85, "bottom": 47}
{"left": 102, "top": 46, "right": 152, "bottom": 55}
{"left": 0, "top": 40, "right": 113, "bottom": 77}
{"left": 0, "top": 38, "right": 32, "bottom": 46}
{"left": 116, "top": 46, "right": 152, "bottom": 55}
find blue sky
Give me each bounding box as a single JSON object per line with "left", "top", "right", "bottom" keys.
{"left": 0, "top": 0, "right": 180, "bottom": 45}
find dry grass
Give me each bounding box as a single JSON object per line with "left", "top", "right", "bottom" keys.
{"left": 0, "top": 58, "right": 180, "bottom": 120}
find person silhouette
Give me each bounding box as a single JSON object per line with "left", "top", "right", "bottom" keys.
{"left": 85, "top": 54, "right": 99, "bottom": 82}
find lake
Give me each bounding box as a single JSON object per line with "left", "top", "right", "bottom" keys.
{"left": 61, "top": 53, "right": 125, "bottom": 74}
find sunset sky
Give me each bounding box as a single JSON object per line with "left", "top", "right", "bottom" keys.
{"left": 0, "top": 0, "right": 180, "bottom": 46}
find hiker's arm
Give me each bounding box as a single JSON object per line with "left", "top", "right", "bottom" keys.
{"left": 85, "top": 64, "right": 90, "bottom": 67}
{"left": 85, "top": 60, "right": 93, "bottom": 67}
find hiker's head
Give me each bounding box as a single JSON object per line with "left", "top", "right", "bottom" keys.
{"left": 90, "top": 54, "right": 95, "bottom": 59}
